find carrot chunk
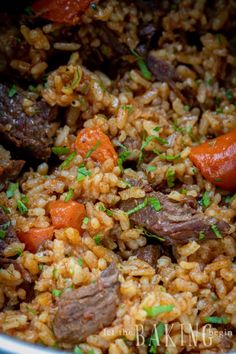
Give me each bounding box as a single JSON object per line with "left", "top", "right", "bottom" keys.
{"left": 18, "top": 226, "right": 54, "bottom": 253}
{"left": 48, "top": 200, "right": 86, "bottom": 232}
{"left": 75, "top": 127, "right": 118, "bottom": 164}
{"left": 32, "top": 0, "right": 97, "bottom": 25}
{"left": 190, "top": 129, "right": 236, "bottom": 191}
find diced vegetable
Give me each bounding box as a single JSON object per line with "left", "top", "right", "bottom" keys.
{"left": 127, "top": 198, "right": 148, "bottom": 216}
{"left": 77, "top": 164, "right": 91, "bottom": 182}
{"left": 52, "top": 289, "right": 62, "bottom": 297}
{"left": 200, "top": 191, "right": 211, "bottom": 208}
{"left": 204, "top": 316, "right": 228, "bottom": 324}
{"left": 52, "top": 146, "right": 70, "bottom": 155}
{"left": 32, "top": 0, "right": 95, "bottom": 25}
{"left": 211, "top": 225, "right": 222, "bottom": 238}
{"left": 166, "top": 168, "right": 175, "bottom": 188}
{"left": 148, "top": 197, "right": 162, "bottom": 212}
{"left": 18, "top": 226, "right": 54, "bottom": 253}
{"left": 75, "top": 128, "right": 118, "bottom": 164}
{"left": 6, "top": 182, "right": 19, "bottom": 198}
{"left": 190, "top": 129, "right": 236, "bottom": 191}
{"left": 8, "top": 84, "right": 17, "bottom": 98}
{"left": 93, "top": 233, "right": 102, "bottom": 245}
{"left": 64, "top": 188, "right": 74, "bottom": 202}
{"left": 144, "top": 304, "right": 174, "bottom": 317}
{"left": 48, "top": 200, "right": 86, "bottom": 232}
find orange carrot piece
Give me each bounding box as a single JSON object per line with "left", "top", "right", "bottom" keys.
{"left": 18, "top": 226, "right": 54, "bottom": 253}
{"left": 75, "top": 127, "right": 118, "bottom": 164}
{"left": 190, "top": 129, "right": 236, "bottom": 191}
{"left": 48, "top": 200, "right": 86, "bottom": 232}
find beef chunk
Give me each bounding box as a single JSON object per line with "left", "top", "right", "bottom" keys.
{"left": 147, "top": 53, "right": 178, "bottom": 83}
{"left": 135, "top": 244, "right": 160, "bottom": 268}
{"left": 0, "top": 158, "right": 24, "bottom": 183}
{"left": 53, "top": 263, "right": 120, "bottom": 344}
{"left": 120, "top": 191, "right": 230, "bottom": 245}
{"left": 0, "top": 84, "right": 58, "bottom": 159}
{"left": 0, "top": 208, "right": 19, "bottom": 256}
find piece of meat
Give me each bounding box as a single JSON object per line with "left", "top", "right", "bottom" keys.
{"left": 147, "top": 52, "right": 187, "bottom": 103}
{"left": 0, "top": 84, "right": 58, "bottom": 160}
{"left": 0, "top": 158, "right": 24, "bottom": 182}
{"left": 0, "top": 209, "right": 19, "bottom": 256}
{"left": 135, "top": 244, "right": 160, "bottom": 268}
{"left": 120, "top": 191, "right": 231, "bottom": 245}
{"left": 53, "top": 263, "right": 120, "bottom": 344}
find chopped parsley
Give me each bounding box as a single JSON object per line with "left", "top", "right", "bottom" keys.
{"left": 6, "top": 182, "right": 19, "bottom": 199}
{"left": 143, "top": 229, "right": 165, "bottom": 242}
{"left": 60, "top": 151, "right": 77, "bottom": 169}
{"left": 0, "top": 205, "right": 10, "bottom": 214}
{"left": 154, "top": 150, "right": 180, "bottom": 161}
{"left": 211, "top": 225, "right": 222, "bottom": 238}
{"left": 16, "top": 199, "right": 28, "bottom": 215}
{"left": 98, "top": 204, "right": 113, "bottom": 216}
{"left": 200, "top": 191, "right": 211, "bottom": 208}
{"left": 77, "top": 164, "right": 91, "bottom": 182}
{"left": 224, "top": 193, "right": 236, "bottom": 203}
{"left": 82, "top": 217, "right": 90, "bottom": 225}
{"left": 155, "top": 136, "right": 168, "bottom": 145}
{"left": 199, "top": 231, "right": 205, "bottom": 241}
{"left": 0, "top": 230, "right": 6, "bottom": 239}
{"left": 153, "top": 126, "right": 161, "bottom": 132}
{"left": 127, "top": 198, "right": 148, "bottom": 216}
{"left": 8, "top": 84, "right": 17, "bottom": 98}
{"left": 118, "top": 149, "right": 131, "bottom": 170}
{"left": 166, "top": 168, "right": 175, "bottom": 188}
{"left": 121, "top": 105, "right": 134, "bottom": 114}
{"left": 93, "top": 233, "right": 102, "bottom": 245}
{"left": 204, "top": 316, "right": 228, "bottom": 324}
{"left": 146, "top": 165, "right": 157, "bottom": 173}
{"left": 52, "top": 289, "right": 62, "bottom": 297}
{"left": 52, "top": 146, "right": 70, "bottom": 155}
{"left": 149, "top": 322, "right": 165, "bottom": 353}
{"left": 85, "top": 140, "right": 101, "bottom": 158}
{"left": 64, "top": 188, "right": 74, "bottom": 202}
{"left": 148, "top": 197, "right": 162, "bottom": 212}
{"left": 71, "top": 67, "right": 82, "bottom": 89}
{"left": 77, "top": 258, "right": 83, "bottom": 267}
{"left": 144, "top": 304, "right": 174, "bottom": 317}
{"left": 131, "top": 49, "right": 152, "bottom": 80}
{"left": 74, "top": 347, "right": 84, "bottom": 354}
{"left": 225, "top": 89, "right": 233, "bottom": 102}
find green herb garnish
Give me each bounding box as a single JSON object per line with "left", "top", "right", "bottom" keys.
{"left": 52, "top": 289, "right": 62, "bottom": 297}
{"left": 131, "top": 49, "right": 152, "bottom": 80}
{"left": 144, "top": 304, "right": 174, "bottom": 317}
{"left": 8, "top": 84, "right": 17, "bottom": 98}
{"left": 74, "top": 347, "right": 84, "bottom": 354}
{"left": 6, "top": 183, "right": 19, "bottom": 199}
{"left": 64, "top": 188, "right": 74, "bottom": 202}
{"left": 149, "top": 322, "right": 165, "bottom": 353}
{"left": 122, "top": 105, "right": 134, "bottom": 114}
{"left": 166, "top": 168, "right": 175, "bottom": 188}
{"left": 93, "top": 233, "right": 102, "bottom": 245}
{"left": 204, "top": 316, "right": 228, "bottom": 324}
{"left": 127, "top": 198, "right": 148, "bottom": 216}
{"left": 118, "top": 149, "right": 131, "bottom": 170}
{"left": 82, "top": 217, "right": 90, "bottom": 225}
{"left": 211, "top": 225, "right": 222, "bottom": 238}
{"left": 199, "top": 231, "right": 205, "bottom": 240}
{"left": 200, "top": 191, "right": 211, "bottom": 208}
{"left": 0, "top": 205, "right": 11, "bottom": 214}
{"left": 148, "top": 197, "right": 162, "bottom": 212}
{"left": 77, "top": 164, "right": 91, "bottom": 182}
{"left": 60, "top": 151, "right": 77, "bottom": 170}
{"left": 17, "top": 199, "right": 28, "bottom": 215}
{"left": 78, "top": 258, "right": 83, "bottom": 266}
{"left": 224, "top": 193, "right": 236, "bottom": 203}
{"left": 154, "top": 150, "right": 180, "bottom": 161}
{"left": 85, "top": 140, "right": 101, "bottom": 158}
{"left": 0, "top": 230, "right": 6, "bottom": 239}
{"left": 52, "top": 146, "right": 70, "bottom": 155}
{"left": 146, "top": 165, "right": 157, "bottom": 173}
{"left": 71, "top": 67, "right": 81, "bottom": 89}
